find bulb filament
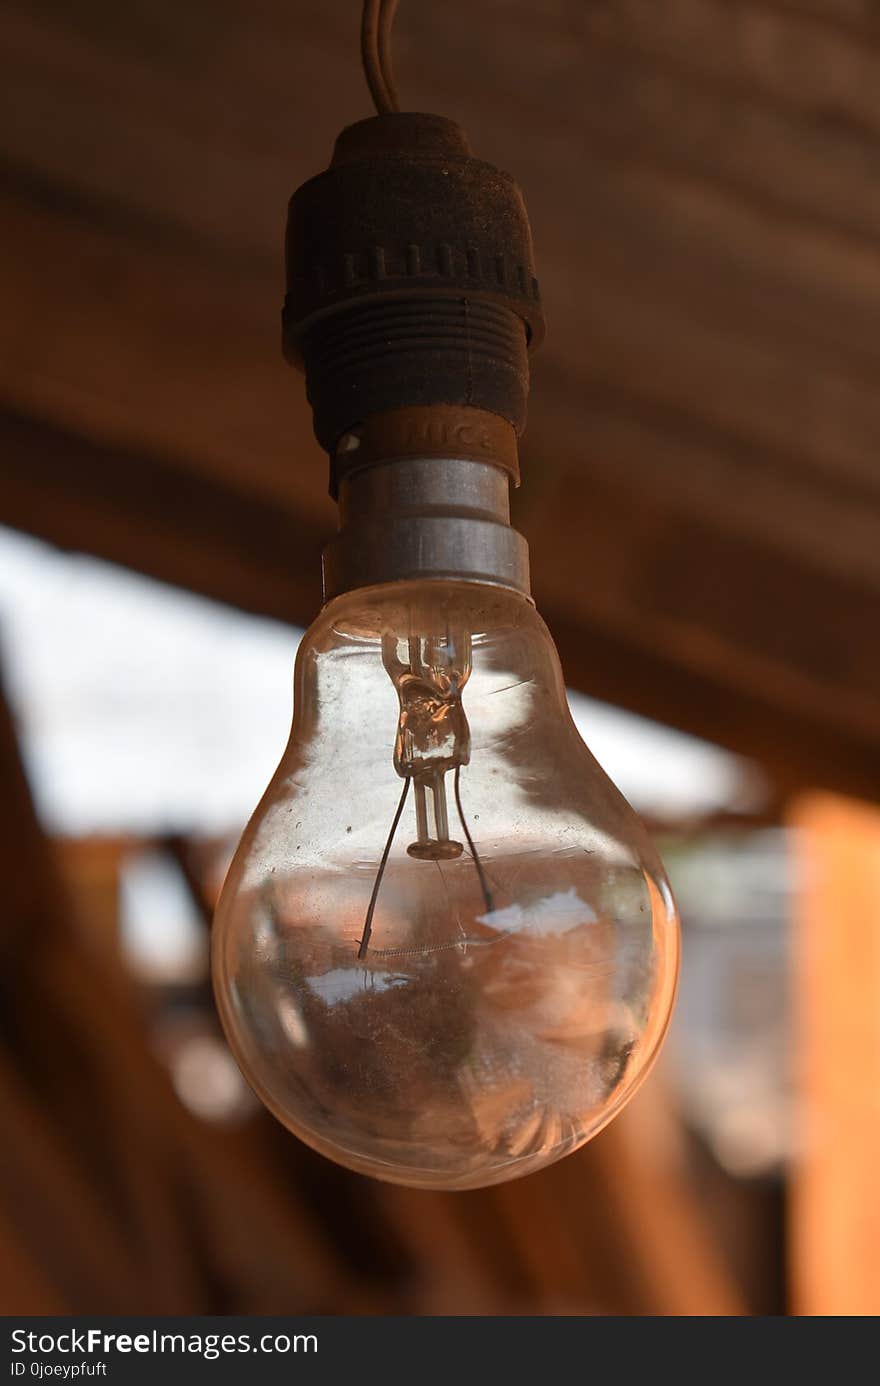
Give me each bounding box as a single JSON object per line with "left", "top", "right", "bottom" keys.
{"left": 357, "top": 629, "right": 493, "bottom": 959}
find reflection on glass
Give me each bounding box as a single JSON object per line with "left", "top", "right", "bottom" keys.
{"left": 213, "top": 582, "right": 679, "bottom": 1188}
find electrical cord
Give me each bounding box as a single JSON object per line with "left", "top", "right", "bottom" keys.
{"left": 377, "top": 0, "right": 400, "bottom": 110}
{"left": 361, "top": 0, "right": 401, "bottom": 114}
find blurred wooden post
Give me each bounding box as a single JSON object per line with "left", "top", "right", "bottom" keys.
{"left": 789, "top": 793, "right": 880, "bottom": 1316}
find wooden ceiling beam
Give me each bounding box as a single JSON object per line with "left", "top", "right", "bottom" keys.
{"left": 4, "top": 174, "right": 880, "bottom": 596}
{"left": 4, "top": 404, "right": 880, "bottom": 805}
{"left": 1, "top": 4, "right": 879, "bottom": 802}
{"left": 0, "top": 407, "right": 324, "bottom": 624}
{"left": 0, "top": 183, "right": 328, "bottom": 524}
{"left": 5, "top": 3, "right": 880, "bottom": 256}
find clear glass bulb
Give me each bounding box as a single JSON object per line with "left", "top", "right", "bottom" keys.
{"left": 212, "top": 580, "right": 679, "bottom": 1189}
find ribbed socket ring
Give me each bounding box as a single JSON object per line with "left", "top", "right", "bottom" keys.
{"left": 302, "top": 295, "right": 528, "bottom": 488}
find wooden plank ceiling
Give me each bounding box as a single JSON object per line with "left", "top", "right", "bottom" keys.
{"left": 1, "top": 1, "right": 879, "bottom": 800}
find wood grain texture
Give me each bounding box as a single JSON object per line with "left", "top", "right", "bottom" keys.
{"left": 0, "top": 0, "right": 879, "bottom": 800}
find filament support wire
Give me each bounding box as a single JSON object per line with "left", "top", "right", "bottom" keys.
{"left": 358, "top": 775, "right": 410, "bottom": 959}
{"left": 357, "top": 764, "right": 494, "bottom": 960}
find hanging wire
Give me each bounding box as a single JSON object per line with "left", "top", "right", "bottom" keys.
{"left": 377, "top": 0, "right": 401, "bottom": 111}
{"left": 361, "top": 0, "right": 401, "bottom": 114}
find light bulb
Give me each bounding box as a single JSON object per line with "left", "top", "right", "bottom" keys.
{"left": 213, "top": 577, "right": 678, "bottom": 1189}
{"left": 211, "top": 105, "right": 680, "bottom": 1187}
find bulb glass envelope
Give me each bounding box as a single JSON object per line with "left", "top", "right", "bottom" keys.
{"left": 213, "top": 580, "right": 679, "bottom": 1189}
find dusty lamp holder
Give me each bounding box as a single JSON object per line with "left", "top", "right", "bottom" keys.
{"left": 282, "top": 112, "right": 544, "bottom": 601}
